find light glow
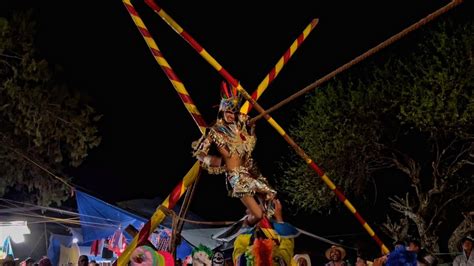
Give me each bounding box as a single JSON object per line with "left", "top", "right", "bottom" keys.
{"left": 0, "top": 221, "right": 31, "bottom": 243}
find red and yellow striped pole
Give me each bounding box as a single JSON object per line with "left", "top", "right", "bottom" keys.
{"left": 116, "top": 161, "right": 200, "bottom": 266}
{"left": 118, "top": 1, "right": 206, "bottom": 265}
{"left": 240, "top": 19, "right": 318, "bottom": 114}
{"left": 144, "top": 0, "right": 234, "bottom": 81}
{"left": 238, "top": 85, "right": 389, "bottom": 254}
{"left": 123, "top": 0, "right": 206, "bottom": 134}
{"left": 145, "top": 0, "right": 390, "bottom": 255}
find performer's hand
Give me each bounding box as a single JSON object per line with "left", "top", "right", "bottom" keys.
{"left": 273, "top": 199, "right": 283, "bottom": 223}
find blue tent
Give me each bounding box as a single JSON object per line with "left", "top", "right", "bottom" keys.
{"left": 47, "top": 233, "right": 73, "bottom": 266}
{"left": 76, "top": 191, "right": 146, "bottom": 243}
{"left": 75, "top": 190, "right": 192, "bottom": 259}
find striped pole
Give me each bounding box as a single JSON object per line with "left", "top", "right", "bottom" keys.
{"left": 119, "top": 1, "right": 206, "bottom": 265}
{"left": 145, "top": 0, "right": 390, "bottom": 255}
{"left": 238, "top": 85, "right": 389, "bottom": 254}
{"left": 123, "top": 0, "right": 208, "bottom": 260}
{"left": 116, "top": 161, "right": 200, "bottom": 266}
{"left": 240, "top": 19, "right": 318, "bottom": 114}
{"left": 123, "top": 0, "right": 207, "bottom": 134}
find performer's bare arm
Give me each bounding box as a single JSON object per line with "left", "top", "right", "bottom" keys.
{"left": 194, "top": 133, "right": 223, "bottom": 167}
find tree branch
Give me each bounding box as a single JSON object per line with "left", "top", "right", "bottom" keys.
{"left": 0, "top": 53, "right": 22, "bottom": 60}
{"left": 389, "top": 194, "right": 417, "bottom": 220}
{"left": 427, "top": 187, "right": 473, "bottom": 232}
{"left": 450, "top": 143, "right": 474, "bottom": 176}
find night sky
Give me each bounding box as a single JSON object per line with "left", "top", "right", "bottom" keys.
{"left": 3, "top": 0, "right": 462, "bottom": 233}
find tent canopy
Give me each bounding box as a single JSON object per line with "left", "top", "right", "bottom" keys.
{"left": 75, "top": 191, "right": 146, "bottom": 243}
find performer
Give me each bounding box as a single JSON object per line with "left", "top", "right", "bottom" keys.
{"left": 233, "top": 199, "right": 298, "bottom": 266}
{"left": 192, "top": 81, "right": 277, "bottom": 225}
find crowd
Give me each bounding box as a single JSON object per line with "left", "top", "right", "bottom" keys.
{"left": 1, "top": 232, "right": 471, "bottom": 265}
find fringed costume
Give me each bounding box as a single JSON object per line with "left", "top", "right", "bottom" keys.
{"left": 191, "top": 81, "right": 276, "bottom": 201}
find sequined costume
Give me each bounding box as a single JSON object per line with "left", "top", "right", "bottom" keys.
{"left": 192, "top": 113, "right": 277, "bottom": 200}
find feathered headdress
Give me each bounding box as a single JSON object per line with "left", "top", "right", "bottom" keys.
{"left": 218, "top": 81, "right": 242, "bottom": 113}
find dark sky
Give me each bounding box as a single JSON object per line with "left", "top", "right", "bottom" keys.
{"left": 3, "top": 0, "right": 460, "bottom": 226}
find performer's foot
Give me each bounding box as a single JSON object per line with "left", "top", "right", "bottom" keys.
{"left": 243, "top": 214, "right": 261, "bottom": 227}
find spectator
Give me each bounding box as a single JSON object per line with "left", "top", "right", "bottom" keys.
{"left": 20, "top": 257, "right": 35, "bottom": 266}
{"left": 78, "top": 255, "right": 89, "bottom": 266}
{"left": 355, "top": 255, "right": 369, "bottom": 266}
{"left": 325, "top": 245, "right": 347, "bottom": 266}
{"left": 385, "top": 243, "right": 417, "bottom": 266}
{"left": 373, "top": 240, "right": 419, "bottom": 266}
{"left": 37, "top": 257, "right": 52, "bottom": 266}
{"left": 373, "top": 254, "right": 387, "bottom": 266}
{"left": 394, "top": 240, "right": 406, "bottom": 249}
{"left": 417, "top": 254, "right": 437, "bottom": 266}
{"left": 293, "top": 253, "right": 311, "bottom": 266}
{"left": 406, "top": 239, "right": 432, "bottom": 266}
{"left": 0, "top": 255, "right": 15, "bottom": 266}
{"left": 453, "top": 235, "right": 473, "bottom": 266}
{"left": 406, "top": 239, "right": 421, "bottom": 254}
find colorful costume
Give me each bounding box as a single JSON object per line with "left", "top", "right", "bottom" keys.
{"left": 129, "top": 246, "right": 175, "bottom": 266}
{"left": 191, "top": 244, "right": 213, "bottom": 266}
{"left": 232, "top": 220, "right": 299, "bottom": 266}
{"left": 192, "top": 81, "right": 276, "bottom": 200}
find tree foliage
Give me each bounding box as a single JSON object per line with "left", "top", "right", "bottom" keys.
{"left": 277, "top": 14, "right": 473, "bottom": 252}
{"left": 0, "top": 11, "right": 101, "bottom": 206}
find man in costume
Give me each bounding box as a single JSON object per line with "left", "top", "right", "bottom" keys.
{"left": 192, "top": 81, "right": 277, "bottom": 225}
{"left": 232, "top": 198, "right": 298, "bottom": 266}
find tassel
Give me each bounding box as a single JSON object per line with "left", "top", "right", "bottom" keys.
{"left": 253, "top": 239, "right": 273, "bottom": 266}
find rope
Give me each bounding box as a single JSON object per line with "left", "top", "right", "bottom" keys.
{"left": 175, "top": 173, "right": 200, "bottom": 229}
{"left": 158, "top": 205, "right": 359, "bottom": 247}
{"left": 0, "top": 198, "right": 126, "bottom": 224}
{"left": 0, "top": 194, "right": 152, "bottom": 237}
{"left": 177, "top": 218, "right": 237, "bottom": 226}
{"left": 296, "top": 227, "right": 357, "bottom": 250}
{"left": 28, "top": 231, "right": 45, "bottom": 258}
{"left": 158, "top": 205, "right": 237, "bottom": 226}
{"left": 0, "top": 208, "right": 118, "bottom": 229}
{"left": 0, "top": 199, "right": 68, "bottom": 231}
{"left": 1, "top": 140, "right": 75, "bottom": 190}
{"left": 250, "top": 0, "right": 464, "bottom": 123}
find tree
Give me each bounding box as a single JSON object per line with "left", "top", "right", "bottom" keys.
{"left": 0, "top": 11, "right": 101, "bottom": 206}
{"left": 277, "top": 14, "right": 473, "bottom": 253}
